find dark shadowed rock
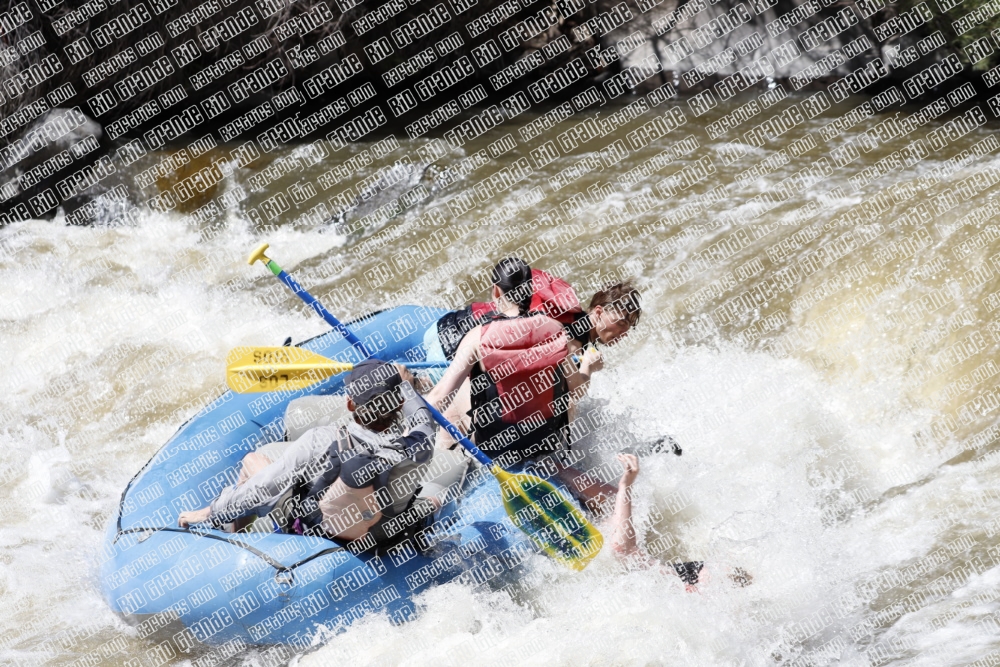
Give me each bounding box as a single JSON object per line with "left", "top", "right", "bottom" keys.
{"left": 0, "top": 109, "right": 109, "bottom": 222}
{"left": 3, "top": 109, "right": 103, "bottom": 172}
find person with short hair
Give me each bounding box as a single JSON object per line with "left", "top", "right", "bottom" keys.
{"left": 178, "top": 360, "right": 443, "bottom": 549}
{"left": 565, "top": 281, "right": 643, "bottom": 352}
{"left": 425, "top": 296, "right": 584, "bottom": 463}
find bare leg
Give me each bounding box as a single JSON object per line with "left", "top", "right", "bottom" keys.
{"left": 229, "top": 452, "right": 274, "bottom": 532}
{"left": 436, "top": 377, "right": 472, "bottom": 449}
{"left": 237, "top": 452, "right": 272, "bottom": 485}
{"left": 180, "top": 454, "right": 267, "bottom": 529}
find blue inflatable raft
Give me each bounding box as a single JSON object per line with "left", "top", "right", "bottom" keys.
{"left": 100, "top": 305, "right": 587, "bottom": 648}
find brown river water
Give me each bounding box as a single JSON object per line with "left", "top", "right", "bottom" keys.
{"left": 4, "top": 92, "right": 1000, "bottom": 665}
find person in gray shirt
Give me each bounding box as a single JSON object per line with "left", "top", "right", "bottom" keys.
{"left": 178, "top": 360, "right": 449, "bottom": 549}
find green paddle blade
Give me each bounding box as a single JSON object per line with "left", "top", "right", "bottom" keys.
{"left": 494, "top": 467, "right": 604, "bottom": 570}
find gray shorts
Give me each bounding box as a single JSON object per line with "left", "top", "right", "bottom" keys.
{"left": 253, "top": 435, "right": 384, "bottom": 488}
{"left": 253, "top": 439, "right": 293, "bottom": 463}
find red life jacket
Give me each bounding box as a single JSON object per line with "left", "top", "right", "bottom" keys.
{"left": 528, "top": 269, "right": 583, "bottom": 325}
{"left": 470, "top": 315, "right": 571, "bottom": 458}
{"left": 470, "top": 301, "right": 497, "bottom": 319}
{"left": 469, "top": 270, "right": 582, "bottom": 325}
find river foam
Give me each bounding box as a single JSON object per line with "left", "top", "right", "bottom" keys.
{"left": 5, "top": 96, "right": 1000, "bottom": 665}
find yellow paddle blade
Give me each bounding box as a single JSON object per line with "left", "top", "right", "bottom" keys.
{"left": 493, "top": 467, "right": 604, "bottom": 570}
{"left": 226, "top": 346, "right": 353, "bottom": 393}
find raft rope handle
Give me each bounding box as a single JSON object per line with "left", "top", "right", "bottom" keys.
{"left": 116, "top": 526, "right": 347, "bottom": 575}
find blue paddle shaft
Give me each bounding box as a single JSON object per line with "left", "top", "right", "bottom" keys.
{"left": 260, "top": 254, "right": 493, "bottom": 468}
{"left": 270, "top": 262, "right": 373, "bottom": 360}
{"left": 420, "top": 401, "right": 494, "bottom": 468}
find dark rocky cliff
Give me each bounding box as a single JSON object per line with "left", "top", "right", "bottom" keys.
{"left": 0, "top": 0, "right": 993, "bottom": 222}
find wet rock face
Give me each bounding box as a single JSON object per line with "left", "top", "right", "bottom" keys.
{"left": 0, "top": 109, "right": 108, "bottom": 222}
{"left": 339, "top": 161, "right": 437, "bottom": 229}
{"left": 4, "top": 109, "right": 104, "bottom": 173}
{"left": 0, "top": 0, "right": 601, "bottom": 225}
